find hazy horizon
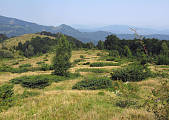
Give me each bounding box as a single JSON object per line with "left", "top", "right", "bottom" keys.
{"left": 0, "top": 0, "right": 169, "bottom": 29}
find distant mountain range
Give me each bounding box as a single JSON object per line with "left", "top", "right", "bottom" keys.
{"left": 0, "top": 15, "right": 169, "bottom": 43}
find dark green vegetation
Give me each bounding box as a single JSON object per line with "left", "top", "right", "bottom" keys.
{"left": 72, "top": 77, "right": 112, "bottom": 90}
{"left": 76, "top": 68, "right": 109, "bottom": 73}
{"left": 90, "top": 62, "right": 121, "bottom": 67}
{"left": 10, "top": 73, "right": 80, "bottom": 89}
{"left": 0, "top": 64, "right": 53, "bottom": 73}
{"left": 0, "top": 84, "right": 14, "bottom": 112}
{"left": 111, "top": 63, "right": 152, "bottom": 82}
{"left": 15, "top": 32, "right": 85, "bottom": 57}
{"left": 53, "top": 35, "right": 72, "bottom": 76}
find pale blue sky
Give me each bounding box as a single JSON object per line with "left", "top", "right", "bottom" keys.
{"left": 0, "top": 0, "right": 169, "bottom": 28}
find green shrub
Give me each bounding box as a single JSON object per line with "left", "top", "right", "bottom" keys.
{"left": 40, "top": 64, "right": 53, "bottom": 71}
{"left": 72, "top": 77, "right": 112, "bottom": 90}
{"left": 11, "top": 75, "right": 51, "bottom": 89}
{"left": 36, "top": 61, "right": 45, "bottom": 65}
{"left": 43, "top": 59, "right": 48, "bottom": 61}
{"left": 19, "top": 64, "right": 32, "bottom": 68}
{"left": 12, "top": 62, "right": 19, "bottom": 65}
{"left": 115, "top": 98, "right": 137, "bottom": 108}
{"left": 76, "top": 68, "right": 109, "bottom": 73}
{"left": 111, "top": 63, "right": 151, "bottom": 82}
{"left": 83, "top": 62, "right": 90, "bottom": 65}
{"left": 80, "top": 55, "right": 84, "bottom": 59}
{"left": 90, "top": 62, "right": 121, "bottom": 67}
{"left": 0, "top": 84, "right": 14, "bottom": 111}
{"left": 10, "top": 73, "right": 80, "bottom": 89}
{"left": 156, "top": 55, "right": 169, "bottom": 65}
{"left": 106, "top": 57, "right": 115, "bottom": 61}
{"left": 108, "top": 81, "right": 139, "bottom": 98}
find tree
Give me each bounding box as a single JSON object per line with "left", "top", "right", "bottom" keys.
{"left": 160, "top": 42, "right": 169, "bottom": 56}
{"left": 24, "top": 45, "right": 34, "bottom": 57}
{"left": 97, "top": 40, "right": 104, "bottom": 50}
{"left": 123, "top": 45, "right": 132, "bottom": 57}
{"left": 53, "top": 35, "right": 72, "bottom": 76}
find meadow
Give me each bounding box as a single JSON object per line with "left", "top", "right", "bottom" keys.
{"left": 0, "top": 48, "right": 168, "bottom": 120}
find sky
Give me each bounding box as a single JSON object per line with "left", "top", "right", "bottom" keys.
{"left": 0, "top": 0, "right": 169, "bottom": 29}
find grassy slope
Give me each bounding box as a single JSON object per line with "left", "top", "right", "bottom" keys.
{"left": 0, "top": 34, "right": 55, "bottom": 49}
{"left": 0, "top": 50, "right": 168, "bottom": 120}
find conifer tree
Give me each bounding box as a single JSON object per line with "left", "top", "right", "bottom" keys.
{"left": 53, "top": 34, "right": 72, "bottom": 76}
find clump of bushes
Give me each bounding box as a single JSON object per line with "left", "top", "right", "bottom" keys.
{"left": 0, "top": 84, "right": 14, "bottom": 111}
{"left": 72, "top": 77, "right": 112, "bottom": 90}
{"left": 76, "top": 68, "right": 109, "bottom": 73}
{"left": 19, "top": 63, "right": 32, "bottom": 68}
{"left": 111, "top": 63, "right": 151, "bottom": 82}
{"left": 13, "top": 75, "right": 51, "bottom": 89}
{"left": 36, "top": 61, "right": 45, "bottom": 65}
{"left": 83, "top": 62, "right": 90, "bottom": 65}
{"left": 10, "top": 73, "right": 80, "bottom": 89}
{"left": 90, "top": 62, "right": 121, "bottom": 67}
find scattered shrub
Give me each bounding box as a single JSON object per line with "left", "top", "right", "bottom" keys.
{"left": 83, "top": 62, "right": 90, "bottom": 65}
{"left": 76, "top": 68, "right": 109, "bottom": 73}
{"left": 0, "top": 84, "right": 14, "bottom": 111}
{"left": 72, "top": 77, "right": 112, "bottom": 90}
{"left": 90, "top": 62, "right": 121, "bottom": 67}
{"left": 145, "top": 79, "right": 169, "bottom": 120}
{"left": 40, "top": 64, "right": 53, "bottom": 71}
{"left": 10, "top": 73, "right": 80, "bottom": 89}
{"left": 111, "top": 63, "right": 151, "bottom": 82}
{"left": 11, "top": 75, "right": 51, "bottom": 89}
{"left": 80, "top": 55, "right": 84, "bottom": 59}
{"left": 19, "top": 64, "right": 32, "bottom": 68}
{"left": 36, "top": 61, "right": 45, "bottom": 65}
{"left": 115, "top": 98, "right": 137, "bottom": 108}
{"left": 43, "top": 59, "right": 48, "bottom": 61}
{"left": 12, "top": 62, "right": 19, "bottom": 65}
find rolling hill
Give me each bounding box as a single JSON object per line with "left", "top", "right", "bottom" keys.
{"left": 0, "top": 15, "right": 169, "bottom": 44}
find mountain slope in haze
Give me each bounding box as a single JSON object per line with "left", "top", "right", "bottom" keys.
{"left": 0, "top": 15, "right": 169, "bottom": 44}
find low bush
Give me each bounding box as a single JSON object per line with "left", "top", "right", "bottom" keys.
{"left": 108, "top": 81, "right": 139, "bottom": 98}
{"left": 72, "top": 77, "right": 112, "bottom": 90}
{"left": 156, "top": 55, "right": 169, "bottom": 65}
{"left": 83, "top": 62, "right": 90, "bottom": 65}
{"left": 111, "top": 63, "right": 151, "bottom": 82}
{"left": 36, "top": 61, "right": 45, "bottom": 65}
{"left": 40, "top": 64, "right": 54, "bottom": 71}
{"left": 19, "top": 64, "right": 32, "bottom": 68}
{"left": 76, "top": 68, "right": 109, "bottom": 73}
{"left": 0, "top": 84, "right": 14, "bottom": 111}
{"left": 80, "top": 55, "right": 84, "bottom": 59}
{"left": 90, "top": 62, "right": 121, "bottom": 67}
{"left": 10, "top": 73, "right": 80, "bottom": 89}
